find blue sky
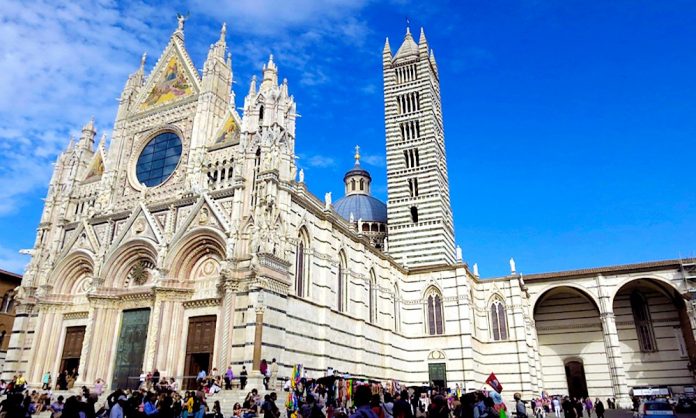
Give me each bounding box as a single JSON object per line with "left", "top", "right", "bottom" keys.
{"left": 1, "top": 0, "right": 695, "bottom": 277}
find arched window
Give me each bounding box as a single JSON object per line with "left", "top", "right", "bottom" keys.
{"left": 0, "top": 330, "right": 5, "bottom": 347}
{"left": 368, "top": 270, "right": 377, "bottom": 323}
{"left": 360, "top": 179, "right": 364, "bottom": 190}
{"left": 394, "top": 283, "right": 401, "bottom": 332}
{"left": 337, "top": 252, "right": 347, "bottom": 312}
{"left": 351, "top": 179, "right": 356, "bottom": 191}
{"left": 295, "top": 230, "right": 309, "bottom": 297}
{"left": 425, "top": 287, "right": 444, "bottom": 335}
{"left": 258, "top": 105, "right": 264, "bottom": 128}
{"left": 631, "top": 291, "right": 657, "bottom": 352}
{"left": 490, "top": 298, "right": 508, "bottom": 341}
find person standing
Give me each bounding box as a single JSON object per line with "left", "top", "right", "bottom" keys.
{"left": 584, "top": 398, "right": 593, "bottom": 418}
{"left": 552, "top": 397, "right": 561, "bottom": 418}
{"left": 41, "top": 371, "right": 51, "bottom": 390}
{"left": 225, "top": 366, "right": 234, "bottom": 390}
{"left": 514, "top": 393, "right": 528, "bottom": 418}
{"left": 269, "top": 359, "right": 278, "bottom": 391}
{"left": 240, "top": 366, "right": 248, "bottom": 390}
{"left": 260, "top": 359, "right": 269, "bottom": 390}
{"left": 594, "top": 399, "right": 604, "bottom": 418}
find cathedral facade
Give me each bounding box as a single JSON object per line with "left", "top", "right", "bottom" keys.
{"left": 5, "top": 20, "right": 696, "bottom": 406}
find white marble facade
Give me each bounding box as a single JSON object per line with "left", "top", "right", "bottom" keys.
{"left": 4, "top": 21, "right": 696, "bottom": 407}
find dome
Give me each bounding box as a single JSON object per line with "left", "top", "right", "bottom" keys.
{"left": 334, "top": 194, "right": 387, "bottom": 223}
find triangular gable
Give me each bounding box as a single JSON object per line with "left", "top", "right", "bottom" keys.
{"left": 171, "top": 194, "right": 231, "bottom": 244}
{"left": 135, "top": 35, "right": 200, "bottom": 112}
{"left": 212, "top": 110, "right": 241, "bottom": 145}
{"left": 107, "top": 203, "right": 164, "bottom": 255}
{"left": 57, "top": 221, "right": 99, "bottom": 262}
{"left": 83, "top": 151, "right": 104, "bottom": 182}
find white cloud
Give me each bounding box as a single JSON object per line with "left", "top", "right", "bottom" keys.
{"left": 306, "top": 155, "right": 336, "bottom": 168}
{"left": 362, "top": 154, "right": 385, "bottom": 167}
{"left": 0, "top": 0, "right": 175, "bottom": 216}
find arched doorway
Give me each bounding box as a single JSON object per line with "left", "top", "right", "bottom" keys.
{"left": 534, "top": 286, "right": 610, "bottom": 398}
{"left": 612, "top": 278, "right": 695, "bottom": 390}
{"left": 565, "top": 359, "right": 589, "bottom": 399}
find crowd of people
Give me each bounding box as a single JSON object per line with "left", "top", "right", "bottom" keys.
{"left": 0, "top": 366, "right": 631, "bottom": 418}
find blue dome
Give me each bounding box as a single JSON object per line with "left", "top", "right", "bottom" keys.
{"left": 334, "top": 194, "right": 387, "bottom": 223}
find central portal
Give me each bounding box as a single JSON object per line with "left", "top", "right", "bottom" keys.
{"left": 111, "top": 308, "right": 151, "bottom": 390}
{"left": 60, "top": 326, "right": 86, "bottom": 375}
{"left": 184, "top": 315, "right": 217, "bottom": 389}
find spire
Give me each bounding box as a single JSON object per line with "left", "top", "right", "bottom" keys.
{"left": 354, "top": 145, "right": 361, "bottom": 165}
{"left": 220, "top": 22, "right": 227, "bottom": 43}
{"left": 249, "top": 75, "right": 257, "bottom": 95}
{"left": 429, "top": 49, "right": 438, "bottom": 75}
{"left": 139, "top": 52, "right": 147, "bottom": 72}
{"left": 418, "top": 27, "right": 427, "bottom": 46}
{"left": 393, "top": 25, "right": 419, "bottom": 61}
{"left": 383, "top": 37, "right": 391, "bottom": 54}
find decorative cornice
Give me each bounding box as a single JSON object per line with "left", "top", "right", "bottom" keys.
{"left": 183, "top": 297, "right": 221, "bottom": 309}
{"left": 63, "top": 311, "right": 89, "bottom": 320}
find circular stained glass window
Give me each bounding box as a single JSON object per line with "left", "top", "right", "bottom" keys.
{"left": 135, "top": 132, "right": 182, "bottom": 187}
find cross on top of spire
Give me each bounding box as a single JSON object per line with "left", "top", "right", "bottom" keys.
{"left": 354, "top": 145, "right": 361, "bottom": 165}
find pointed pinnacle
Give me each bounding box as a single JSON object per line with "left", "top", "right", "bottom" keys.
{"left": 383, "top": 37, "right": 391, "bottom": 53}
{"left": 140, "top": 52, "right": 147, "bottom": 70}
{"left": 419, "top": 27, "right": 427, "bottom": 44}
{"left": 220, "top": 22, "right": 227, "bottom": 42}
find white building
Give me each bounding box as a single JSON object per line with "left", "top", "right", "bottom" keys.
{"left": 4, "top": 20, "right": 695, "bottom": 406}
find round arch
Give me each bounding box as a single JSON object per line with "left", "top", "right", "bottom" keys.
{"left": 51, "top": 250, "right": 96, "bottom": 295}
{"left": 101, "top": 238, "right": 158, "bottom": 288}
{"left": 166, "top": 227, "right": 226, "bottom": 280}
{"left": 531, "top": 283, "right": 600, "bottom": 313}
{"left": 610, "top": 275, "right": 681, "bottom": 307}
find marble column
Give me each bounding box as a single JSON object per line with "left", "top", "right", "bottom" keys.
{"left": 218, "top": 280, "right": 237, "bottom": 369}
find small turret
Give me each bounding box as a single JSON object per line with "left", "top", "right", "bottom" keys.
{"left": 78, "top": 117, "right": 96, "bottom": 150}
{"left": 260, "top": 54, "right": 278, "bottom": 92}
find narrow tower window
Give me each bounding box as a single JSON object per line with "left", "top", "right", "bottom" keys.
{"left": 410, "top": 206, "right": 418, "bottom": 223}
{"left": 258, "top": 105, "right": 264, "bottom": 128}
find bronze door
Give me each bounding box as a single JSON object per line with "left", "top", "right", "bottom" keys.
{"left": 184, "top": 315, "right": 216, "bottom": 389}
{"left": 111, "top": 308, "right": 151, "bottom": 390}
{"left": 428, "top": 362, "right": 447, "bottom": 389}
{"left": 60, "top": 326, "right": 86, "bottom": 373}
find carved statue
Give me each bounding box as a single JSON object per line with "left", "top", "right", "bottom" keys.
{"left": 509, "top": 257, "right": 516, "bottom": 274}
{"left": 324, "top": 192, "right": 332, "bottom": 209}
{"left": 176, "top": 12, "right": 189, "bottom": 31}
{"left": 298, "top": 169, "right": 304, "bottom": 183}
{"left": 473, "top": 263, "right": 479, "bottom": 277}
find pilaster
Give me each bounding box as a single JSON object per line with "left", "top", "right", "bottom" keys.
{"left": 596, "top": 274, "right": 631, "bottom": 408}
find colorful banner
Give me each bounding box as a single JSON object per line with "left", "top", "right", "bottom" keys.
{"left": 486, "top": 372, "right": 503, "bottom": 393}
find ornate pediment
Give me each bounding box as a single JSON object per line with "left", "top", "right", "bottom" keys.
{"left": 133, "top": 35, "right": 200, "bottom": 113}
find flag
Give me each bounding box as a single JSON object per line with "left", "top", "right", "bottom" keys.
{"left": 486, "top": 372, "right": 503, "bottom": 393}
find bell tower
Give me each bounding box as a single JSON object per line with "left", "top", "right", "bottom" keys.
{"left": 383, "top": 27, "right": 455, "bottom": 266}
